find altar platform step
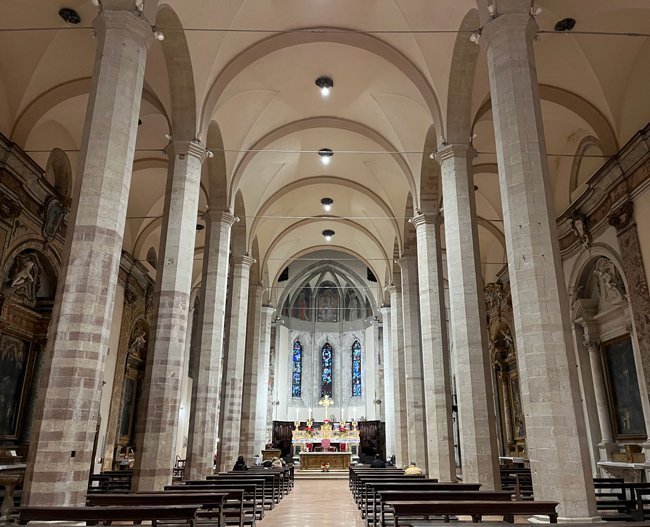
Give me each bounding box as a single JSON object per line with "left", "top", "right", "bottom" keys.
{"left": 294, "top": 470, "right": 348, "bottom": 480}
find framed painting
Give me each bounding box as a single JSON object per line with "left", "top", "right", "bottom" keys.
{"left": 0, "top": 333, "right": 33, "bottom": 440}
{"left": 602, "top": 335, "right": 646, "bottom": 439}
{"left": 509, "top": 375, "right": 526, "bottom": 440}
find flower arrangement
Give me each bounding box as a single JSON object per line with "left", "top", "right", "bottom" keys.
{"left": 323, "top": 419, "right": 331, "bottom": 424}
{"left": 339, "top": 426, "right": 347, "bottom": 433}
{"left": 305, "top": 426, "right": 314, "bottom": 433}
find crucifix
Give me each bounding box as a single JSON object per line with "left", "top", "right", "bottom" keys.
{"left": 318, "top": 395, "right": 333, "bottom": 417}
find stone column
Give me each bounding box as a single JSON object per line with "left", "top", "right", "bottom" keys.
{"left": 255, "top": 305, "right": 275, "bottom": 455}
{"left": 218, "top": 255, "right": 255, "bottom": 471}
{"left": 436, "top": 144, "right": 499, "bottom": 487}
{"left": 185, "top": 210, "right": 235, "bottom": 480}
{"left": 134, "top": 140, "right": 206, "bottom": 491}
{"left": 482, "top": 4, "right": 597, "bottom": 519}
{"left": 387, "top": 285, "right": 409, "bottom": 466}
{"left": 399, "top": 257, "right": 427, "bottom": 469}
{"left": 380, "top": 305, "right": 396, "bottom": 459}
{"left": 22, "top": 6, "right": 152, "bottom": 507}
{"left": 411, "top": 213, "right": 456, "bottom": 481}
{"left": 581, "top": 332, "right": 616, "bottom": 460}
{"left": 240, "top": 283, "right": 264, "bottom": 460}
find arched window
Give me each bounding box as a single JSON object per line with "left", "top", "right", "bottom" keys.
{"left": 352, "top": 340, "right": 362, "bottom": 397}
{"left": 321, "top": 343, "right": 333, "bottom": 398}
{"left": 292, "top": 341, "right": 303, "bottom": 398}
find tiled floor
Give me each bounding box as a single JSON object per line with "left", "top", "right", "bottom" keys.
{"left": 259, "top": 479, "right": 365, "bottom": 526}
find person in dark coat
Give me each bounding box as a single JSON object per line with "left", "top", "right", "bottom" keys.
{"left": 233, "top": 455, "right": 248, "bottom": 471}
{"left": 370, "top": 454, "right": 386, "bottom": 468}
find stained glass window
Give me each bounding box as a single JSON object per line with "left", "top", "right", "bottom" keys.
{"left": 291, "top": 340, "right": 302, "bottom": 398}
{"left": 352, "top": 340, "right": 362, "bottom": 397}
{"left": 321, "top": 342, "right": 333, "bottom": 398}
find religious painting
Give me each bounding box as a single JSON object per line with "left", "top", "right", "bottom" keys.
{"left": 119, "top": 376, "right": 136, "bottom": 439}
{"left": 352, "top": 340, "right": 362, "bottom": 397}
{"left": 602, "top": 336, "right": 646, "bottom": 439}
{"left": 321, "top": 342, "right": 333, "bottom": 398}
{"left": 509, "top": 376, "right": 526, "bottom": 440}
{"left": 292, "top": 287, "right": 312, "bottom": 321}
{"left": 345, "top": 291, "right": 362, "bottom": 322}
{"left": 0, "top": 334, "right": 32, "bottom": 439}
{"left": 316, "top": 282, "right": 339, "bottom": 323}
{"left": 291, "top": 340, "right": 303, "bottom": 398}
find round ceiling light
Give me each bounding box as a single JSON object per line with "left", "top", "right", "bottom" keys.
{"left": 59, "top": 8, "right": 81, "bottom": 24}
{"left": 318, "top": 148, "right": 334, "bottom": 166}
{"left": 321, "top": 197, "right": 334, "bottom": 212}
{"left": 554, "top": 18, "right": 576, "bottom": 32}
{"left": 315, "top": 76, "right": 334, "bottom": 97}
{"left": 322, "top": 229, "right": 335, "bottom": 242}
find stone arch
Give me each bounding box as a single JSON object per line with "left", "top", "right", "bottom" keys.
{"left": 401, "top": 194, "right": 417, "bottom": 257}
{"left": 570, "top": 135, "right": 604, "bottom": 195}
{"left": 231, "top": 190, "right": 247, "bottom": 257}
{"left": 200, "top": 27, "right": 442, "bottom": 138}
{"left": 420, "top": 125, "right": 441, "bottom": 214}
{"left": 205, "top": 121, "right": 228, "bottom": 212}
{"left": 155, "top": 5, "right": 197, "bottom": 141}
{"left": 228, "top": 116, "right": 418, "bottom": 209}
{"left": 11, "top": 78, "right": 169, "bottom": 147}
{"left": 45, "top": 148, "right": 72, "bottom": 200}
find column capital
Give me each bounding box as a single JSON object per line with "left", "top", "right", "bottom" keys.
{"left": 608, "top": 201, "right": 635, "bottom": 234}
{"left": 384, "top": 283, "right": 398, "bottom": 296}
{"left": 410, "top": 211, "right": 443, "bottom": 228}
{"left": 164, "top": 140, "right": 209, "bottom": 164}
{"left": 94, "top": 8, "right": 154, "bottom": 46}
{"left": 433, "top": 143, "right": 476, "bottom": 164}
{"left": 204, "top": 210, "right": 237, "bottom": 227}
{"left": 481, "top": 12, "right": 537, "bottom": 48}
{"left": 234, "top": 255, "right": 256, "bottom": 268}
{"left": 261, "top": 304, "right": 275, "bottom": 311}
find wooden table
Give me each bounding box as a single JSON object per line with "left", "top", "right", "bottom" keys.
{"left": 299, "top": 451, "right": 352, "bottom": 470}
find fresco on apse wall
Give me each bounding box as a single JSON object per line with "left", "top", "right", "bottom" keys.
{"left": 345, "top": 290, "right": 363, "bottom": 322}
{"left": 317, "top": 282, "right": 338, "bottom": 323}
{"left": 292, "top": 287, "right": 312, "bottom": 321}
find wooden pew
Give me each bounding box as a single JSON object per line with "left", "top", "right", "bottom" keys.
{"left": 19, "top": 504, "right": 201, "bottom": 526}
{"left": 351, "top": 473, "right": 415, "bottom": 504}
{"left": 593, "top": 479, "right": 643, "bottom": 521}
{"left": 355, "top": 475, "right": 431, "bottom": 512}
{"left": 376, "top": 490, "right": 511, "bottom": 527}
{"left": 631, "top": 487, "right": 650, "bottom": 521}
{"left": 210, "top": 473, "right": 279, "bottom": 508}
{"left": 363, "top": 481, "right": 481, "bottom": 523}
{"left": 87, "top": 492, "right": 228, "bottom": 527}
{"left": 386, "top": 499, "right": 559, "bottom": 525}
{"left": 175, "top": 482, "right": 260, "bottom": 525}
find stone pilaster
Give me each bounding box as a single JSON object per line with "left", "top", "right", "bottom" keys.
{"left": 609, "top": 201, "right": 650, "bottom": 404}
{"left": 380, "top": 305, "right": 396, "bottom": 459}
{"left": 218, "top": 255, "right": 255, "bottom": 471}
{"left": 185, "top": 211, "right": 235, "bottom": 480}
{"left": 134, "top": 140, "right": 206, "bottom": 491}
{"left": 436, "top": 143, "right": 499, "bottom": 487}
{"left": 255, "top": 305, "right": 274, "bottom": 455}
{"left": 398, "top": 258, "right": 427, "bottom": 469}
{"left": 387, "top": 285, "right": 409, "bottom": 466}
{"left": 482, "top": 5, "right": 597, "bottom": 519}
{"left": 240, "top": 284, "right": 264, "bottom": 460}
{"left": 411, "top": 212, "right": 456, "bottom": 482}
{"left": 22, "top": 7, "right": 152, "bottom": 507}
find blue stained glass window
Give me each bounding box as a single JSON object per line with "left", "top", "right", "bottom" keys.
{"left": 321, "top": 343, "right": 333, "bottom": 398}
{"left": 352, "top": 340, "right": 362, "bottom": 397}
{"left": 292, "top": 341, "right": 302, "bottom": 398}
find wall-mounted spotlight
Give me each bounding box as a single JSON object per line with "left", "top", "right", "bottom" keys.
{"left": 322, "top": 229, "right": 335, "bottom": 242}
{"left": 315, "top": 76, "right": 334, "bottom": 97}
{"left": 59, "top": 8, "right": 81, "bottom": 24}
{"left": 152, "top": 26, "right": 165, "bottom": 41}
{"left": 318, "top": 148, "right": 334, "bottom": 166}
{"left": 321, "top": 197, "right": 334, "bottom": 212}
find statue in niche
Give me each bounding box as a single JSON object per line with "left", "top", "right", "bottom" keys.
{"left": 127, "top": 324, "right": 148, "bottom": 358}
{"left": 594, "top": 257, "right": 626, "bottom": 304}
{"left": 569, "top": 209, "right": 592, "bottom": 249}
{"left": 42, "top": 197, "right": 67, "bottom": 243}
{"left": 317, "top": 285, "right": 338, "bottom": 323}
{"left": 6, "top": 253, "right": 41, "bottom": 305}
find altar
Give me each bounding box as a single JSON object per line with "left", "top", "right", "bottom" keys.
{"left": 299, "top": 451, "right": 352, "bottom": 470}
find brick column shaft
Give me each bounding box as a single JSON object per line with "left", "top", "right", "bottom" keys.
{"left": 218, "top": 255, "right": 255, "bottom": 471}
{"left": 22, "top": 8, "right": 152, "bottom": 506}
{"left": 185, "top": 211, "right": 235, "bottom": 480}
{"left": 437, "top": 144, "right": 499, "bottom": 488}
{"left": 134, "top": 141, "right": 206, "bottom": 491}
{"left": 412, "top": 213, "right": 456, "bottom": 482}
{"left": 387, "top": 284, "right": 410, "bottom": 467}
{"left": 483, "top": 7, "right": 597, "bottom": 519}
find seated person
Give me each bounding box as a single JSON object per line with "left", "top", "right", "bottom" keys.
{"left": 262, "top": 458, "right": 273, "bottom": 468}
{"left": 404, "top": 461, "right": 423, "bottom": 476}
{"left": 233, "top": 455, "right": 248, "bottom": 471}
{"left": 271, "top": 456, "right": 283, "bottom": 467}
{"left": 370, "top": 454, "right": 386, "bottom": 468}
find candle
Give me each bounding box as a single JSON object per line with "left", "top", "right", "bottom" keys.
{"left": 353, "top": 407, "right": 356, "bottom": 418}
{"left": 296, "top": 408, "right": 299, "bottom": 420}
{"left": 309, "top": 407, "right": 312, "bottom": 417}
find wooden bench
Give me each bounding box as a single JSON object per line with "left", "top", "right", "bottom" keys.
{"left": 203, "top": 476, "right": 272, "bottom": 513}
{"left": 19, "top": 504, "right": 201, "bottom": 526}
{"left": 386, "top": 499, "right": 559, "bottom": 525}
{"left": 363, "top": 482, "right": 482, "bottom": 523}
{"left": 355, "top": 476, "right": 432, "bottom": 512}
{"left": 171, "top": 483, "right": 258, "bottom": 525}
{"left": 593, "top": 479, "right": 650, "bottom": 521}
{"left": 631, "top": 487, "right": 650, "bottom": 521}
{"left": 87, "top": 492, "right": 228, "bottom": 527}
{"left": 212, "top": 472, "right": 281, "bottom": 505}
{"left": 375, "top": 490, "right": 510, "bottom": 527}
